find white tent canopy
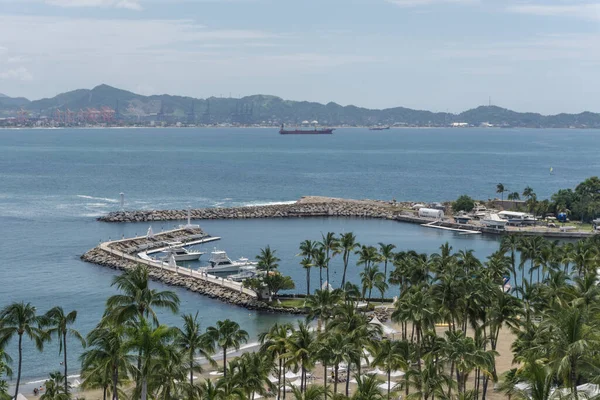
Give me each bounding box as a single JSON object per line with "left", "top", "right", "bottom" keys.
{"left": 378, "top": 382, "right": 400, "bottom": 392}
{"left": 285, "top": 371, "right": 300, "bottom": 379}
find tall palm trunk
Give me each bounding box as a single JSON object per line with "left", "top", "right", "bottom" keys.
{"left": 345, "top": 363, "right": 351, "bottom": 396}
{"left": 326, "top": 249, "right": 330, "bottom": 285}
{"left": 387, "top": 370, "right": 391, "bottom": 400}
{"left": 278, "top": 358, "right": 282, "bottom": 400}
{"left": 341, "top": 253, "right": 349, "bottom": 288}
{"left": 63, "top": 333, "right": 69, "bottom": 394}
{"left": 223, "top": 347, "right": 227, "bottom": 377}
{"left": 323, "top": 363, "right": 328, "bottom": 400}
{"left": 112, "top": 364, "right": 119, "bottom": 400}
{"left": 14, "top": 333, "right": 23, "bottom": 400}
{"left": 333, "top": 364, "right": 339, "bottom": 395}
{"left": 141, "top": 378, "right": 148, "bottom": 400}
{"left": 103, "top": 386, "right": 107, "bottom": 400}
{"left": 306, "top": 268, "right": 310, "bottom": 296}
{"left": 189, "top": 355, "right": 194, "bottom": 393}
{"left": 319, "top": 267, "right": 323, "bottom": 289}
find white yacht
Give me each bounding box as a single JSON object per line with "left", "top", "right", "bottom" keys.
{"left": 481, "top": 213, "right": 507, "bottom": 230}
{"left": 161, "top": 242, "right": 204, "bottom": 261}
{"left": 205, "top": 249, "right": 258, "bottom": 273}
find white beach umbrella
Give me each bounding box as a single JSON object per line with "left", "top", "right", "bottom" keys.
{"left": 389, "top": 370, "right": 405, "bottom": 378}
{"left": 378, "top": 382, "right": 400, "bottom": 392}
{"left": 285, "top": 371, "right": 300, "bottom": 379}
{"left": 290, "top": 378, "right": 303, "bottom": 388}
{"left": 268, "top": 375, "right": 279, "bottom": 383}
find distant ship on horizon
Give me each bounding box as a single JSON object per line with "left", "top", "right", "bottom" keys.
{"left": 369, "top": 126, "right": 390, "bottom": 131}
{"left": 279, "top": 122, "right": 334, "bottom": 135}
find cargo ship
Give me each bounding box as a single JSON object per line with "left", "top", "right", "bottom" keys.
{"left": 279, "top": 123, "right": 334, "bottom": 135}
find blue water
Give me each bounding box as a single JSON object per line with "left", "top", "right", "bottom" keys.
{"left": 0, "top": 127, "right": 598, "bottom": 384}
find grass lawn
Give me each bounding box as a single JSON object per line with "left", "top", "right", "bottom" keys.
{"left": 271, "top": 298, "right": 306, "bottom": 308}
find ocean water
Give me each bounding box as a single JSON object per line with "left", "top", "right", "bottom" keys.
{"left": 0, "top": 127, "right": 598, "bottom": 384}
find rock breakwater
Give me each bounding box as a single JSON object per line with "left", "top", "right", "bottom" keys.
{"left": 80, "top": 228, "right": 306, "bottom": 314}
{"left": 98, "top": 197, "right": 409, "bottom": 223}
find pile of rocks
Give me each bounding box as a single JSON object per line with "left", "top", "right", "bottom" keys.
{"left": 98, "top": 200, "right": 402, "bottom": 223}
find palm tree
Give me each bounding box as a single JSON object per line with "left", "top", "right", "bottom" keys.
{"left": 0, "top": 302, "right": 47, "bottom": 399}
{"left": 305, "top": 289, "right": 343, "bottom": 332}
{"left": 40, "top": 371, "right": 69, "bottom": 400}
{"left": 378, "top": 243, "right": 396, "bottom": 284}
{"left": 80, "top": 323, "right": 132, "bottom": 400}
{"left": 291, "top": 385, "right": 328, "bottom": 400}
{"left": 206, "top": 319, "right": 249, "bottom": 377}
{"left": 42, "top": 307, "right": 85, "bottom": 394}
{"left": 369, "top": 340, "right": 409, "bottom": 400}
{"left": 352, "top": 374, "right": 385, "bottom": 400}
{"left": 256, "top": 245, "right": 280, "bottom": 275}
{"left": 540, "top": 304, "right": 599, "bottom": 396}
{"left": 228, "top": 352, "right": 274, "bottom": 400}
{"left": 320, "top": 232, "right": 339, "bottom": 286}
{"left": 125, "top": 319, "right": 178, "bottom": 400}
{"left": 298, "top": 240, "right": 319, "bottom": 285}
{"left": 339, "top": 232, "right": 359, "bottom": 288}
{"left": 259, "top": 323, "right": 292, "bottom": 399}
{"left": 175, "top": 312, "right": 215, "bottom": 392}
{"left": 284, "top": 321, "right": 315, "bottom": 393}
{"left": 523, "top": 186, "right": 534, "bottom": 200}
{"left": 105, "top": 265, "right": 180, "bottom": 325}
{"left": 313, "top": 249, "right": 330, "bottom": 292}
{"left": 359, "top": 265, "right": 386, "bottom": 307}
{"left": 356, "top": 245, "right": 379, "bottom": 270}
{"left": 496, "top": 183, "right": 506, "bottom": 201}
{"left": 0, "top": 350, "right": 12, "bottom": 400}
{"left": 300, "top": 258, "right": 314, "bottom": 296}
{"left": 507, "top": 192, "right": 520, "bottom": 209}
{"left": 501, "top": 234, "right": 522, "bottom": 295}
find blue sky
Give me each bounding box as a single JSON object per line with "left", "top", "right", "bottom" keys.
{"left": 0, "top": 0, "right": 599, "bottom": 113}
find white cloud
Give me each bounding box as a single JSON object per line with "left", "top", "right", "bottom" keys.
{"left": 507, "top": 2, "right": 600, "bottom": 21}
{"left": 0, "top": 67, "right": 33, "bottom": 81}
{"left": 386, "top": 0, "right": 478, "bottom": 7}
{"left": 45, "top": 0, "right": 142, "bottom": 10}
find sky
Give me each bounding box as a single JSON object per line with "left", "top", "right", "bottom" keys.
{"left": 0, "top": 0, "right": 599, "bottom": 114}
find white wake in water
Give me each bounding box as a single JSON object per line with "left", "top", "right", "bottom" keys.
{"left": 76, "top": 195, "right": 119, "bottom": 203}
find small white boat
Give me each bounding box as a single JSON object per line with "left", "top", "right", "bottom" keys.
{"left": 228, "top": 266, "right": 258, "bottom": 282}
{"left": 161, "top": 242, "right": 204, "bottom": 261}
{"left": 205, "top": 249, "right": 258, "bottom": 273}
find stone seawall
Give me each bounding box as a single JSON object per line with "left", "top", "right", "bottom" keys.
{"left": 98, "top": 198, "right": 404, "bottom": 223}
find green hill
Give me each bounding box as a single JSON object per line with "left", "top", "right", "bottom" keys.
{"left": 4, "top": 84, "right": 599, "bottom": 128}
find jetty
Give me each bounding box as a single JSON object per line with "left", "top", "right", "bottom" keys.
{"left": 97, "top": 196, "right": 597, "bottom": 239}
{"left": 81, "top": 227, "right": 305, "bottom": 313}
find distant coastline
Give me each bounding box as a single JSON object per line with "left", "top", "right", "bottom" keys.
{"left": 2, "top": 83, "right": 599, "bottom": 129}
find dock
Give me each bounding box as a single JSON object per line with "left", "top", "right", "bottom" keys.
{"left": 421, "top": 221, "right": 481, "bottom": 235}
{"left": 87, "top": 227, "right": 258, "bottom": 299}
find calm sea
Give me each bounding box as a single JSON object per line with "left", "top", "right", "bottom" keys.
{"left": 0, "top": 127, "right": 598, "bottom": 384}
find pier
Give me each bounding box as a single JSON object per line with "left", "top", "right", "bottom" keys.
{"left": 81, "top": 227, "right": 306, "bottom": 313}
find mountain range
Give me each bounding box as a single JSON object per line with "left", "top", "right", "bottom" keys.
{"left": 1, "top": 84, "right": 599, "bottom": 128}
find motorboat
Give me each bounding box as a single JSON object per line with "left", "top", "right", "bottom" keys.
{"left": 161, "top": 242, "right": 204, "bottom": 261}
{"left": 481, "top": 214, "right": 507, "bottom": 230}
{"left": 206, "top": 249, "right": 258, "bottom": 273}
{"left": 228, "top": 266, "right": 258, "bottom": 282}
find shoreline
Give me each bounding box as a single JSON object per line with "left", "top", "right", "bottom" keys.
{"left": 99, "top": 196, "right": 597, "bottom": 239}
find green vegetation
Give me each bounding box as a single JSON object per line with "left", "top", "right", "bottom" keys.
{"left": 1, "top": 233, "right": 600, "bottom": 400}
{"left": 494, "top": 177, "right": 600, "bottom": 222}
{"left": 452, "top": 195, "right": 475, "bottom": 212}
